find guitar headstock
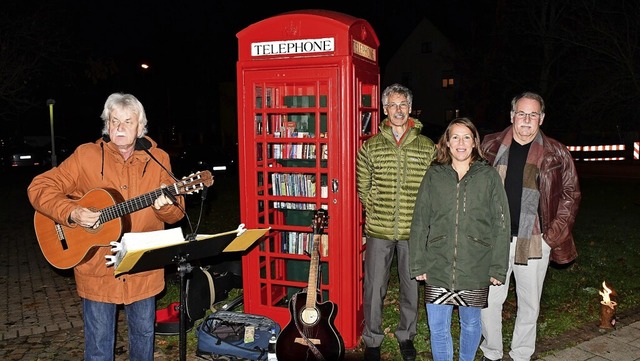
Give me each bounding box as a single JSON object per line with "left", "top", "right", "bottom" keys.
{"left": 312, "top": 209, "right": 328, "bottom": 235}
{"left": 176, "top": 170, "right": 214, "bottom": 195}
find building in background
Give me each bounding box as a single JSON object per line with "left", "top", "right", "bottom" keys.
{"left": 382, "top": 17, "right": 456, "bottom": 140}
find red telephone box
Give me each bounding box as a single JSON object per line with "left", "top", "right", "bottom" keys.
{"left": 236, "top": 9, "right": 380, "bottom": 349}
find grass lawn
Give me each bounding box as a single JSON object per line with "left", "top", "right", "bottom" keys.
{"left": 157, "top": 171, "right": 640, "bottom": 360}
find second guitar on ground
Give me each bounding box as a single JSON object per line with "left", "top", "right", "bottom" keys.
{"left": 275, "top": 209, "right": 345, "bottom": 361}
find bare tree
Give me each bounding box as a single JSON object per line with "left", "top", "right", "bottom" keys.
{"left": 454, "top": 1, "right": 639, "bottom": 142}
{"left": 558, "top": 0, "right": 640, "bottom": 138}
{"left": 0, "top": 2, "right": 74, "bottom": 133}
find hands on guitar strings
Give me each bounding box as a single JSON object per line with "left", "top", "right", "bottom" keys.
{"left": 137, "top": 137, "right": 214, "bottom": 242}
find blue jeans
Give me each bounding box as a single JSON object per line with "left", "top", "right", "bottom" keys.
{"left": 83, "top": 297, "right": 155, "bottom": 361}
{"left": 427, "top": 303, "right": 482, "bottom": 361}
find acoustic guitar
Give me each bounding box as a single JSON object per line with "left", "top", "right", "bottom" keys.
{"left": 33, "top": 170, "right": 213, "bottom": 269}
{"left": 275, "top": 209, "right": 345, "bottom": 361}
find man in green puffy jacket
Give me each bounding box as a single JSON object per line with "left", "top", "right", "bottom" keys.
{"left": 356, "top": 83, "right": 436, "bottom": 361}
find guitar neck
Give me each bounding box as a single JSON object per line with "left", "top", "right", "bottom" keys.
{"left": 305, "top": 234, "right": 321, "bottom": 308}
{"left": 98, "top": 184, "right": 179, "bottom": 223}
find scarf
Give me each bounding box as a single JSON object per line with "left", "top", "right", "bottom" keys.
{"left": 493, "top": 127, "right": 544, "bottom": 265}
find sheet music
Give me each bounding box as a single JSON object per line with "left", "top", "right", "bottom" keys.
{"left": 121, "top": 227, "right": 186, "bottom": 251}
{"left": 106, "top": 226, "right": 270, "bottom": 276}
{"left": 107, "top": 227, "right": 186, "bottom": 274}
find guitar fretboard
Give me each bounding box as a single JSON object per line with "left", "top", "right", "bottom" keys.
{"left": 305, "top": 234, "right": 321, "bottom": 308}
{"left": 98, "top": 184, "right": 179, "bottom": 223}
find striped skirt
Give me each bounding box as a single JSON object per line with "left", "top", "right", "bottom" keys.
{"left": 424, "top": 284, "right": 489, "bottom": 308}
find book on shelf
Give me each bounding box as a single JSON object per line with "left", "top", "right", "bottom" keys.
{"left": 273, "top": 131, "right": 282, "bottom": 159}
{"left": 321, "top": 183, "right": 329, "bottom": 198}
{"left": 321, "top": 234, "right": 329, "bottom": 257}
{"left": 271, "top": 173, "right": 317, "bottom": 199}
{"left": 280, "top": 231, "right": 329, "bottom": 256}
{"left": 255, "top": 115, "right": 263, "bottom": 135}
{"left": 293, "top": 131, "right": 309, "bottom": 138}
{"left": 284, "top": 120, "right": 297, "bottom": 137}
{"left": 361, "top": 112, "right": 372, "bottom": 134}
{"left": 265, "top": 88, "right": 273, "bottom": 108}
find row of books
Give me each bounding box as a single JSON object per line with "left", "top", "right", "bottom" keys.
{"left": 274, "top": 202, "right": 317, "bottom": 210}
{"left": 273, "top": 142, "right": 327, "bottom": 160}
{"left": 255, "top": 88, "right": 327, "bottom": 110}
{"left": 271, "top": 173, "right": 329, "bottom": 208}
{"left": 281, "top": 231, "right": 329, "bottom": 257}
{"left": 272, "top": 173, "right": 316, "bottom": 198}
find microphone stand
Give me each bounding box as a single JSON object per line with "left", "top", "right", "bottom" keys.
{"left": 176, "top": 257, "right": 193, "bottom": 361}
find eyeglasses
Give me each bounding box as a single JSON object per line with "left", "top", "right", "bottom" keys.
{"left": 385, "top": 102, "right": 409, "bottom": 111}
{"left": 514, "top": 111, "right": 541, "bottom": 121}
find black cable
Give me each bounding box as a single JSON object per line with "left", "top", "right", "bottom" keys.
{"left": 183, "top": 186, "right": 208, "bottom": 242}
{"left": 137, "top": 138, "right": 180, "bottom": 182}
{"left": 138, "top": 137, "right": 208, "bottom": 242}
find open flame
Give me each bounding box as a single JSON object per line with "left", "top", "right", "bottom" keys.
{"left": 599, "top": 281, "right": 617, "bottom": 309}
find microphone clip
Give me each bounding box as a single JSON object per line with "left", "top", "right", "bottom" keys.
{"left": 162, "top": 187, "right": 178, "bottom": 204}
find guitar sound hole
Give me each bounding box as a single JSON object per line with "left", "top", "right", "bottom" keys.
{"left": 300, "top": 307, "right": 319, "bottom": 325}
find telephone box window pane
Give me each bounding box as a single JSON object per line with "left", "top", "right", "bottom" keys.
{"left": 255, "top": 86, "right": 263, "bottom": 109}
{"left": 361, "top": 95, "right": 372, "bottom": 107}
{"left": 283, "top": 96, "right": 315, "bottom": 108}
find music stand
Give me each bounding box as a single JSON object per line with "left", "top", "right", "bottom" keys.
{"left": 117, "top": 228, "right": 268, "bottom": 361}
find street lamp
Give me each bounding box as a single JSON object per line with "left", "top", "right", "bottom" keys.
{"left": 47, "top": 99, "right": 57, "bottom": 167}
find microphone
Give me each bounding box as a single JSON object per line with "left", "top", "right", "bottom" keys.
{"left": 135, "top": 138, "right": 180, "bottom": 182}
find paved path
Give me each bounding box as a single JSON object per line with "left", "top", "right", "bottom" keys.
{"left": 0, "top": 194, "right": 81, "bottom": 340}
{"left": 539, "top": 320, "right": 640, "bottom": 361}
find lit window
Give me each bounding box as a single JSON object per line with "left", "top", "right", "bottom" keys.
{"left": 442, "top": 78, "right": 455, "bottom": 88}
{"left": 445, "top": 109, "right": 460, "bottom": 121}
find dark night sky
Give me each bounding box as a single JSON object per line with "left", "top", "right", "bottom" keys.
{"left": 69, "top": 1, "right": 449, "bottom": 78}
{"left": 70, "top": 1, "right": 472, "bottom": 75}
{"left": 7, "top": 1, "right": 638, "bottom": 163}
{"left": 34, "top": 1, "right": 458, "bottom": 140}
{"left": 12, "top": 0, "right": 477, "bottom": 144}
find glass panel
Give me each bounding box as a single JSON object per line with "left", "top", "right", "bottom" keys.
{"left": 283, "top": 95, "right": 315, "bottom": 108}
{"left": 285, "top": 260, "right": 330, "bottom": 285}
{"left": 361, "top": 94, "right": 372, "bottom": 107}
{"left": 255, "top": 86, "right": 263, "bottom": 109}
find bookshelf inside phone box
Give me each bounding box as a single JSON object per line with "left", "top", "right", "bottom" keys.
{"left": 236, "top": 9, "right": 380, "bottom": 348}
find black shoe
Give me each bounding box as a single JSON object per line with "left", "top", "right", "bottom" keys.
{"left": 398, "top": 340, "right": 416, "bottom": 361}
{"left": 364, "top": 347, "right": 380, "bottom": 361}
{"left": 481, "top": 356, "right": 502, "bottom": 361}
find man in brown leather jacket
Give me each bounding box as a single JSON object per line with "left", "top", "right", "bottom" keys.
{"left": 478, "top": 91, "right": 581, "bottom": 361}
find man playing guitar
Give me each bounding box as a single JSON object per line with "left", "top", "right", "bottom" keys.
{"left": 28, "top": 93, "right": 189, "bottom": 360}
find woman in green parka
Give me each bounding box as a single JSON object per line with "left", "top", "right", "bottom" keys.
{"left": 408, "top": 117, "right": 511, "bottom": 361}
